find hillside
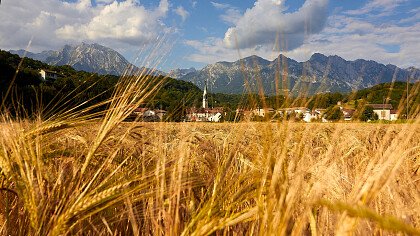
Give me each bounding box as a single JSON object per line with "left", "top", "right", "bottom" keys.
{"left": 0, "top": 50, "right": 201, "bottom": 120}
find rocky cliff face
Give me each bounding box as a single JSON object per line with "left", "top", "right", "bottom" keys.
{"left": 43, "top": 43, "right": 134, "bottom": 75}
{"left": 10, "top": 43, "right": 167, "bottom": 76}
{"left": 179, "top": 53, "right": 419, "bottom": 95}
{"left": 168, "top": 67, "right": 196, "bottom": 79}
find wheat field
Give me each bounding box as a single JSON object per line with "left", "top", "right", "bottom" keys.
{"left": 1, "top": 119, "right": 419, "bottom": 235}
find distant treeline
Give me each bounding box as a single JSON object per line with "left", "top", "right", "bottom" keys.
{"left": 1, "top": 49, "right": 419, "bottom": 121}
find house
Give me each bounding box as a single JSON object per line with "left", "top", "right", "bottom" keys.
{"left": 341, "top": 108, "right": 355, "bottom": 121}
{"left": 303, "top": 112, "right": 318, "bottom": 122}
{"left": 313, "top": 109, "right": 326, "bottom": 120}
{"left": 253, "top": 108, "right": 275, "bottom": 117}
{"left": 155, "top": 110, "right": 167, "bottom": 120}
{"left": 132, "top": 108, "right": 166, "bottom": 122}
{"left": 186, "top": 107, "right": 224, "bottom": 122}
{"left": 277, "top": 107, "right": 309, "bottom": 116}
{"left": 390, "top": 110, "right": 399, "bottom": 121}
{"left": 39, "top": 69, "right": 60, "bottom": 81}
{"left": 369, "top": 104, "right": 393, "bottom": 120}
{"left": 292, "top": 107, "right": 310, "bottom": 114}
{"left": 133, "top": 107, "right": 148, "bottom": 116}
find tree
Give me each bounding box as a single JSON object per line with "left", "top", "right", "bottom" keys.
{"left": 359, "top": 106, "right": 378, "bottom": 121}
{"left": 325, "top": 106, "right": 342, "bottom": 121}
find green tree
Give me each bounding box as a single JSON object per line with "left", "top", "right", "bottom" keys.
{"left": 360, "top": 106, "right": 378, "bottom": 121}
{"left": 325, "top": 106, "right": 342, "bottom": 121}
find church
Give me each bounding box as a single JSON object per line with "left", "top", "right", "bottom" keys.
{"left": 186, "top": 81, "right": 224, "bottom": 122}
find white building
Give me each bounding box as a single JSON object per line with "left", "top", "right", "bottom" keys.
{"left": 186, "top": 108, "right": 224, "bottom": 122}
{"left": 370, "top": 104, "right": 393, "bottom": 120}
{"left": 39, "top": 69, "right": 59, "bottom": 81}
{"left": 253, "top": 108, "right": 275, "bottom": 117}
{"left": 303, "top": 112, "right": 315, "bottom": 122}
{"left": 187, "top": 82, "right": 223, "bottom": 122}
{"left": 390, "top": 110, "right": 398, "bottom": 121}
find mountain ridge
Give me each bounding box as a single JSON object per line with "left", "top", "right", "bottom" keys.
{"left": 9, "top": 44, "right": 419, "bottom": 95}
{"left": 178, "top": 53, "right": 419, "bottom": 95}
{"left": 10, "top": 43, "right": 166, "bottom": 76}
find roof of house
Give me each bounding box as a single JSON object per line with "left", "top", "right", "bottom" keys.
{"left": 390, "top": 110, "right": 398, "bottom": 114}
{"left": 134, "top": 108, "right": 149, "bottom": 113}
{"left": 187, "top": 107, "right": 224, "bottom": 113}
{"left": 368, "top": 104, "right": 393, "bottom": 110}
{"left": 40, "top": 69, "right": 60, "bottom": 74}
{"left": 342, "top": 108, "right": 355, "bottom": 115}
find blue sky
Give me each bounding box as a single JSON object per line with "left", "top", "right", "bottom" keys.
{"left": 0, "top": 0, "right": 419, "bottom": 72}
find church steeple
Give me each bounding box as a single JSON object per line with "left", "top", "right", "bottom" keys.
{"left": 202, "top": 80, "right": 208, "bottom": 109}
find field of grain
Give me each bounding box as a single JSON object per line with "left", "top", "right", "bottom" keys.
{"left": 1, "top": 120, "right": 419, "bottom": 235}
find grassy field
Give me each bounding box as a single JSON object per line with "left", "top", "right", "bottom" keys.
{"left": 1, "top": 120, "right": 419, "bottom": 235}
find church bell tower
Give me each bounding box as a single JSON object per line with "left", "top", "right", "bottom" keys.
{"left": 202, "top": 81, "right": 208, "bottom": 109}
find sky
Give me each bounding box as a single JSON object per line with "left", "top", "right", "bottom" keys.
{"left": 0, "top": 0, "right": 419, "bottom": 72}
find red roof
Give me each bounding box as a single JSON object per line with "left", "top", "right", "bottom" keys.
{"left": 134, "top": 108, "right": 148, "bottom": 113}
{"left": 368, "top": 104, "right": 393, "bottom": 110}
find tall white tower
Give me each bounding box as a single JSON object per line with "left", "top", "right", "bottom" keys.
{"left": 202, "top": 80, "right": 208, "bottom": 109}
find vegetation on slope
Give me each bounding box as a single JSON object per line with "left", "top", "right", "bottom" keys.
{"left": 0, "top": 50, "right": 204, "bottom": 120}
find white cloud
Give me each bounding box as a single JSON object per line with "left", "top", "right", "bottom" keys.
{"left": 287, "top": 15, "right": 420, "bottom": 68}
{"left": 399, "top": 7, "right": 420, "bottom": 24}
{"left": 211, "top": 1, "right": 241, "bottom": 25}
{"left": 174, "top": 6, "right": 189, "bottom": 22}
{"left": 191, "top": 1, "right": 197, "bottom": 8}
{"left": 184, "top": 38, "right": 280, "bottom": 64}
{"left": 223, "top": 0, "right": 329, "bottom": 50}
{"left": 184, "top": 0, "right": 329, "bottom": 64}
{"left": 345, "top": 0, "right": 406, "bottom": 16}
{"left": 185, "top": 0, "right": 419, "bottom": 69}
{"left": 0, "top": 0, "right": 171, "bottom": 52}
{"left": 95, "top": 0, "right": 115, "bottom": 6}
{"left": 220, "top": 8, "right": 241, "bottom": 25}
{"left": 211, "top": 2, "right": 231, "bottom": 9}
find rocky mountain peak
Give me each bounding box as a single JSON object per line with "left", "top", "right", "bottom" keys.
{"left": 179, "top": 53, "right": 420, "bottom": 95}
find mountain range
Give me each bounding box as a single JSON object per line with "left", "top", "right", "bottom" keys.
{"left": 10, "top": 43, "right": 419, "bottom": 95}
{"left": 10, "top": 43, "right": 165, "bottom": 76}
{"left": 178, "top": 54, "right": 420, "bottom": 95}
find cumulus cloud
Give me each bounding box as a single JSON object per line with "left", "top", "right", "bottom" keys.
{"left": 223, "top": 0, "right": 329, "bottom": 50}
{"left": 184, "top": 38, "right": 280, "bottom": 64}
{"left": 56, "top": 0, "right": 169, "bottom": 44}
{"left": 0, "top": 0, "right": 171, "bottom": 52}
{"left": 174, "top": 6, "right": 189, "bottom": 22}
{"left": 185, "top": 2, "right": 420, "bottom": 69}
{"left": 286, "top": 15, "right": 420, "bottom": 68}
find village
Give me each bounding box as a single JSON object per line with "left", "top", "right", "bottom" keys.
{"left": 37, "top": 69, "right": 402, "bottom": 123}
{"left": 131, "top": 83, "right": 400, "bottom": 123}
